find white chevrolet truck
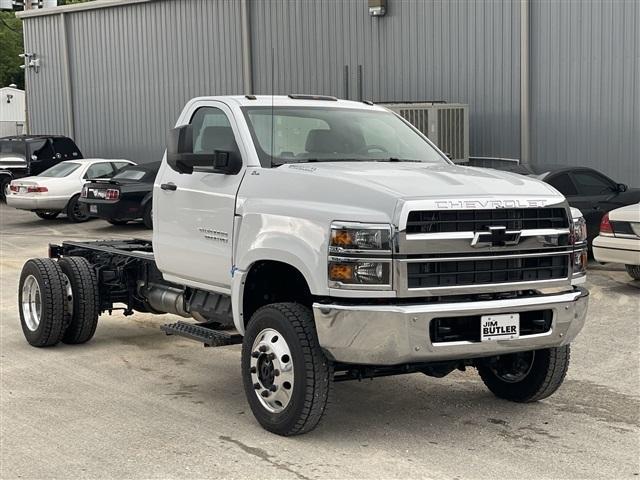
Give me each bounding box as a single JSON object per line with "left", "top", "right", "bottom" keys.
{"left": 18, "top": 95, "right": 589, "bottom": 435}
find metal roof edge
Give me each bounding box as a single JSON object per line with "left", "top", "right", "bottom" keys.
{"left": 16, "top": 0, "right": 153, "bottom": 19}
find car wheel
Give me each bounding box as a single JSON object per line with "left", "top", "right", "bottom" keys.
{"left": 142, "top": 202, "right": 152, "bottom": 229}
{"left": 0, "top": 176, "right": 11, "bottom": 202}
{"left": 241, "top": 303, "right": 333, "bottom": 436}
{"left": 66, "top": 194, "right": 90, "bottom": 222}
{"left": 58, "top": 257, "right": 100, "bottom": 344}
{"left": 36, "top": 211, "right": 60, "bottom": 220}
{"left": 107, "top": 219, "right": 129, "bottom": 226}
{"left": 18, "top": 258, "right": 70, "bottom": 347}
{"left": 476, "top": 346, "right": 570, "bottom": 402}
{"left": 625, "top": 265, "right": 640, "bottom": 280}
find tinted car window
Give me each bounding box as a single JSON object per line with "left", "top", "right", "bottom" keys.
{"left": 85, "top": 162, "right": 114, "bottom": 179}
{"left": 0, "top": 140, "right": 26, "bottom": 158}
{"left": 571, "top": 171, "right": 614, "bottom": 195}
{"left": 52, "top": 138, "right": 81, "bottom": 159}
{"left": 112, "top": 161, "right": 133, "bottom": 172}
{"left": 39, "top": 162, "right": 81, "bottom": 177}
{"left": 29, "top": 139, "right": 55, "bottom": 160}
{"left": 191, "top": 107, "right": 237, "bottom": 153}
{"left": 547, "top": 173, "right": 578, "bottom": 196}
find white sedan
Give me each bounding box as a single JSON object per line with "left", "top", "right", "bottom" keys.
{"left": 6, "top": 159, "right": 135, "bottom": 222}
{"left": 593, "top": 203, "right": 640, "bottom": 280}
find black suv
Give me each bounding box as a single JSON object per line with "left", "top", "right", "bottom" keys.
{"left": 0, "top": 135, "right": 83, "bottom": 200}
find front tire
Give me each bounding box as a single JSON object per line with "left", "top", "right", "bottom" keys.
{"left": 241, "top": 303, "right": 333, "bottom": 436}
{"left": 58, "top": 257, "right": 100, "bottom": 344}
{"left": 477, "top": 346, "right": 570, "bottom": 402}
{"left": 36, "top": 211, "right": 60, "bottom": 220}
{"left": 18, "top": 258, "right": 70, "bottom": 347}
{"left": 625, "top": 265, "right": 640, "bottom": 280}
{"left": 66, "top": 194, "right": 90, "bottom": 223}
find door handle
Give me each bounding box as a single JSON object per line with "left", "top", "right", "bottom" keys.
{"left": 160, "top": 183, "right": 177, "bottom": 191}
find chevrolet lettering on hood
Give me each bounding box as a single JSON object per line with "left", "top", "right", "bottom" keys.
{"left": 435, "top": 199, "right": 548, "bottom": 209}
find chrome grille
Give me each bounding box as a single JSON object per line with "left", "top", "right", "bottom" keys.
{"left": 406, "top": 208, "right": 568, "bottom": 234}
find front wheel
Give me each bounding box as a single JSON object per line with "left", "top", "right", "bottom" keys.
{"left": 477, "top": 346, "right": 570, "bottom": 402}
{"left": 241, "top": 303, "right": 333, "bottom": 436}
{"left": 36, "top": 211, "right": 60, "bottom": 220}
{"left": 625, "top": 265, "right": 640, "bottom": 280}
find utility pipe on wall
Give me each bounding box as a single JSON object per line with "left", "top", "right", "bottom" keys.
{"left": 59, "top": 13, "right": 75, "bottom": 139}
{"left": 520, "top": 0, "right": 530, "bottom": 165}
{"left": 240, "top": 0, "right": 253, "bottom": 95}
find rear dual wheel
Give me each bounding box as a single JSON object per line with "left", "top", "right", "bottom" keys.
{"left": 241, "top": 303, "right": 333, "bottom": 436}
{"left": 18, "top": 257, "right": 99, "bottom": 347}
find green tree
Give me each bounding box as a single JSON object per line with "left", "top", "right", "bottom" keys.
{"left": 0, "top": 11, "right": 24, "bottom": 89}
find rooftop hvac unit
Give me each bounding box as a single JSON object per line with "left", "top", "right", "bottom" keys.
{"left": 380, "top": 102, "right": 469, "bottom": 163}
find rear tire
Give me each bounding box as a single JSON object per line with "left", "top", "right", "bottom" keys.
{"left": 625, "top": 265, "right": 640, "bottom": 280}
{"left": 142, "top": 202, "right": 152, "bottom": 229}
{"left": 107, "top": 219, "right": 129, "bottom": 226}
{"left": 241, "top": 303, "right": 333, "bottom": 436}
{"left": 18, "top": 258, "right": 69, "bottom": 347}
{"left": 58, "top": 257, "right": 100, "bottom": 344}
{"left": 0, "top": 176, "right": 10, "bottom": 202}
{"left": 66, "top": 194, "right": 90, "bottom": 223}
{"left": 477, "top": 346, "right": 570, "bottom": 402}
{"left": 36, "top": 211, "right": 60, "bottom": 220}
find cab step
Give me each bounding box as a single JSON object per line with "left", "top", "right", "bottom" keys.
{"left": 160, "top": 321, "right": 242, "bottom": 347}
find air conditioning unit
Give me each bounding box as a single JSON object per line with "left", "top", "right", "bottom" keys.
{"left": 380, "top": 102, "right": 469, "bottom": 163}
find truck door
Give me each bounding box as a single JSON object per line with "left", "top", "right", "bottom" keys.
{"left": 154, "top": 103, "right": 245, "bottom": 293}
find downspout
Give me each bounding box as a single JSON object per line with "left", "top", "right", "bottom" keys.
{"left": 59, "top": 13, "right": 75, "bottom": 139}
{"left": 520, "top": 0, "right": 530, "bottom": 165}
{"left": 240, "top": 0, "right": 253, "bottom": 95}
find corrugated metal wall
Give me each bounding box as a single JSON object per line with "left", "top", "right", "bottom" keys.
{"left": 530, "top": 0, "right": 639, "bottom": 185}
{"left": 21, "top": 0, "right": 639, "bottom": 185}
{"left": 250, "top": 0, "right": 520, "bottom": 160}
{"left": 24, "top": 0, "right": 245, "bottom": 163}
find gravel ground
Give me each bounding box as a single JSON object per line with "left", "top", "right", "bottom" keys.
{"left": 1, "top": 203, "right": 638, "bottom": 479}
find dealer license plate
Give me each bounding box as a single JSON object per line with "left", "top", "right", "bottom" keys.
{"left": 89, "top": 205, "right": 98, "bottom": 213}
{"left": 480, "top": 313, "right": 520, "bottom": 342}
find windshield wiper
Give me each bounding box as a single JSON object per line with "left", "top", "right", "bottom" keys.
{"left": 375, "top": 157, "right": 423, "bottom": 163}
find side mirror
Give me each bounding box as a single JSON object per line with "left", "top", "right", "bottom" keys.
{"left": 166, "top": 125, "right": 242, "bottom": 175}
{"left": 616, "top": 183, "right": 628, "bottom": 193}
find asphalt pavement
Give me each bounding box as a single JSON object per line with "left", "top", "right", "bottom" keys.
{"left": 1, "top": 203, "right": 638, "bottom": 479}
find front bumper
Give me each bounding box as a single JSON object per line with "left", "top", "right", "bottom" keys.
{"left": 313, "top": 287, "right": 589, "bottom": 365}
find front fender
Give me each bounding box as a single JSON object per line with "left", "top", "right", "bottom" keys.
{"left": 234, "top": 213, "right": 327, "bottom": 295}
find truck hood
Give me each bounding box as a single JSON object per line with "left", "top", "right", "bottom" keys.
{"left": 280, "top": 161, "right": 561, "bottom": 199}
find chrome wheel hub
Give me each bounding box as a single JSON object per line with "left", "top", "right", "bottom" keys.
{"left": 21, "top": 275, "right": 42, "bottom": 331}
{"left": 250, "top": 328, "right": 294, "bottom": 413}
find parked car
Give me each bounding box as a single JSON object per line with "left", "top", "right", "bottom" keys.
{"left": 6, "top": 159, "right": 135, "bottom": 222}
{"left": 593, "top": 203, "right": 640, "bottom": 280}
{"left": 80, "top": 161, "right": 160, "bottom": 228}
{"left": 0, "top": 135, "right": 82, "bottom": 201}
{"left": 493, "top": 164, "right": 640, "bottom": 246}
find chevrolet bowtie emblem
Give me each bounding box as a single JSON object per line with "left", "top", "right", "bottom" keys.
{"left": 471, "top": 226, "right": 522, "bottom": 248}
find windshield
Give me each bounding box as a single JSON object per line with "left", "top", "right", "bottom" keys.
{"left": 241, "top": 106, "right": 448, "bottom": 167}
{"left": 39, "top": 162, "right": 81, "bottom": 177}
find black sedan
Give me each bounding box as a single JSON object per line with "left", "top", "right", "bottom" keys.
{"left": 80, "top": 161, "right": 160, "bottom": 229}
{"left": 501, "top": 164, "right": 640, "bottom": 245}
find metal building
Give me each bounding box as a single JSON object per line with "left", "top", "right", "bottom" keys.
{"left": 17, "top": 0, "right": 640, "bottom": 185}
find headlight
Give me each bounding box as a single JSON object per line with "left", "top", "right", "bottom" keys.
{"left": 570, "top": 207, "right": 587, "bottom": 245}
{"left": 328, "top": 222, "right": 393, "bottom": 289}
{"left": 329, "top": 222, "right": 391, "bottom": 253}
{"left": 328, "top": 258, "right": 391, "bottom": 288}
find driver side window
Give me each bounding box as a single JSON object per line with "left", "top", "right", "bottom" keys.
{"left": 191, "top": 107, "right": 238, "bottom": 154}
{"left": 571, "top": 171, "right": 614, "bottom": 196}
